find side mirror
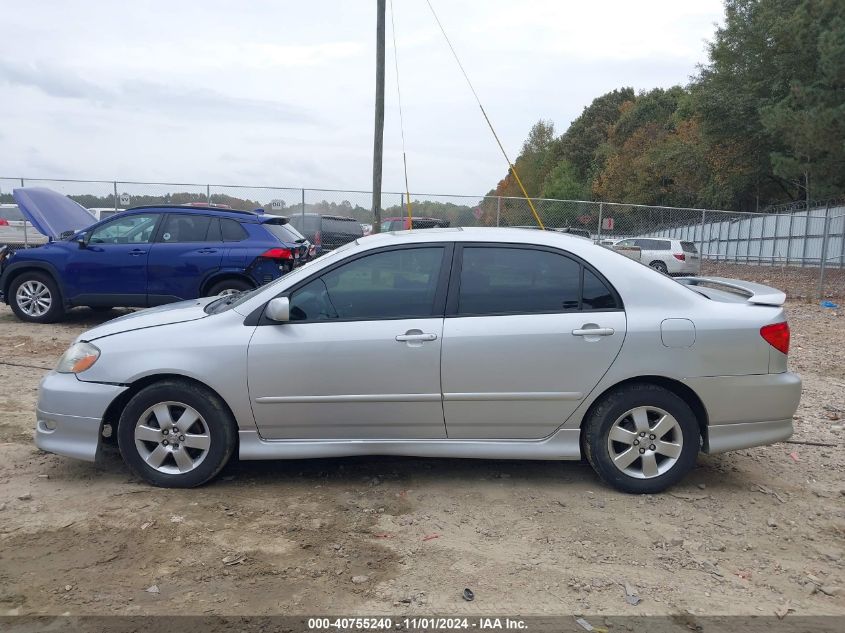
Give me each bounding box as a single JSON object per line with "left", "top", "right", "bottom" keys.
{"left": 76, "top": 233, "right": 87, "bottom": 249}
{"left": 265, "top": 297, "right": 290, "bottom": 322}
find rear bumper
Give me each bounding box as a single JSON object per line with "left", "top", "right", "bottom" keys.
{"left": 706, "top": 418, "right": 793, "bottom": 454}
{"left": 685, "top": 372, "right": 801, "bottom": 453}
{"left": 35, "top": 372, "right": 127, "bottom": 462}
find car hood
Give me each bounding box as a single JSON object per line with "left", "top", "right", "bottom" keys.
{"left": 82, "top": 298, "right": 215, "bottom": 341}
{"left": 12, "top": 187, "right": 96, "bottom": 239}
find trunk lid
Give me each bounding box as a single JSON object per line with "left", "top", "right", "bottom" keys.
{"left": 676, "top": 276, "right": 786, "bottom": 306}
{"left": 12, "top": 187, "right": 96, "bottom": 240}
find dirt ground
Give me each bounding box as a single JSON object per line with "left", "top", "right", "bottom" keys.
{"left": 0, "top": 299, "right": 843, "bottom": 619}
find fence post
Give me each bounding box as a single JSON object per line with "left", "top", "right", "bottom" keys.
{"left": 113, "top": 181, "right": 118, "bottom": 212}
{"left": 597, "top": 203, "right": 604, "bottom": 240}
{"left": 786, "top": 212, "right": 794, "bottom": 266}
{"left": 20, "top": 178, "right": 24, "bottom": 187}
{"left": 698, "top": 209, "right": 705, "bottom": 257}
{"left": 301, "top": 189, "right": 306, "bottom": 226}
{"left": 496, "top": 196, "right": 501, "bottom": 227}
{"left": 817, "top": 203, "right": 831, "bottom": 299}
{"left": 206, "top": 184, "right": 211, "bottom": 204}
{"left": 800, "top": 209, "right": 810, "bottom": 267}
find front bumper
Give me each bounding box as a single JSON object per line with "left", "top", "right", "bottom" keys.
{"left": 35, "top": 372, "right": 127, "bottom": 462}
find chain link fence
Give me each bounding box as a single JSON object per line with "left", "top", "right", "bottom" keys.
{"left": 1, "top": 177, "right": 842, "bottom": 300}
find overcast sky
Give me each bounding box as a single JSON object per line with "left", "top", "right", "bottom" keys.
{"left": 0, "top": 0, "right": 724, "bottom": 198}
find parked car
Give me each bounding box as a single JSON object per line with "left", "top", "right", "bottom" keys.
{"left": 613, "top": 237, "right": 701, "bottom": 275}
{"left": 88, "top": 208, "right": 126, "bottom": 222}
{"left": 556, "top": 227, "right": 592, "bottom": 240}
{"left": 380, "top": 216, "right": 450, "bottom": 231}
{"left": 0, "top": 187, "right": 312, "bottom": 323}
{"left": 513, "top": 226, "right": 591, "bottom": 240}
{"left": 288, "top": 213, "right": 364, "bottom": 254}
{"left": 34, "top": 228, "right": 799, "bottom": 493}
{"left": 0, "top": 203, "right": 48, "bottom": 246}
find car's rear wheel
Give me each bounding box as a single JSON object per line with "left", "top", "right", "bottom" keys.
{"left": 649, "top": 260, "right": 669, "bottom": 274}
{"left": 117, "top": 380, "right": 236, "bottom": 488}
{"left": 9, "top": 271, "right": 65, "bottom": 323}
{"left": 583, "top": 383, "right": 699, "bottom": 494}
{"left": 206, "top": 278, "right": 252, "bottom": 297}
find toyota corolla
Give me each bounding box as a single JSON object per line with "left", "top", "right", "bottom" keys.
{"left": 35, "top": 228, "right": 801, "bottom": 493}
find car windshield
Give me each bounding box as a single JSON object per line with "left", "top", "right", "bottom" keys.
{"left": 204, "top": 240, "right": 358, "bottom": 314}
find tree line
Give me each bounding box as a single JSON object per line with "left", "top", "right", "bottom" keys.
{"left": 489, "top": 0, "right": 845, "bottom": 212}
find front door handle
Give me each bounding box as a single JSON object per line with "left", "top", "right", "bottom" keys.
{"left": 129, "top": 249, "right": 147, "bottom": 256}
{"left": 396, "top": 333, "right": 438, "bottom": 342}
{"left": 572, "top": 327, "right": 615, "bottom": 337}
{"left": 197, "top": 248, "right": 218, "bottom": 254}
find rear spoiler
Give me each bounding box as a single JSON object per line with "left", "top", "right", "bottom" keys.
{"left": 676, "top": 276, "right": 786, "bottom": 306}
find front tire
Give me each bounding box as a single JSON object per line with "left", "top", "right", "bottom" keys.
{"left": 9, "top": 271, "right": 65, "bottom": 323}
{"left": 117, "top": 380, "right": 236, "bottom": 488}
{"left": 584, "top": 383, "right": 699, "bottom": 494}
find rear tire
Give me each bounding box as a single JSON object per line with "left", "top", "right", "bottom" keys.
{"left": 9, "top": 271, "right": 65, "bottom": 323}
{"left": 206, "top": 278, "right": 252, "bottom": 297}
{"left": 584, "top": 383, "right": 699, "bottom": 494}
{"left": 117, "top": 380, "right": 237, "bottom": 488}
{"left": 649, "top": 260, "right": 669, "bottom": 275}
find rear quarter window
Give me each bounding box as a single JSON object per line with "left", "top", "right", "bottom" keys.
{"left": 221, "top": 218, "right": 248, "bottom": 242}
{"left": 681, "top": 241, "right": 698, "bottom": 253}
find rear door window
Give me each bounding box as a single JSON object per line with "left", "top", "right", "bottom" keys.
{"left": 681, "top": 241, "right": 698, "bottom": 253}
{"left": 159, "top": 214, "right": 213, "bottom": 243}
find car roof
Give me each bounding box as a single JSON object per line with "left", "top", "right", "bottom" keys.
{"left": 362, "top": 226, "right": 593, "bottom": 247}
{"left": 294, "top": 212, "right": 358, "bottom": 221}
{"left": 125, "top": 205, "right": 262, "bottom": 222}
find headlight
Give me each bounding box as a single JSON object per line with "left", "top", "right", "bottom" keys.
{"left": 56, "top": 342, "right": 101, "bottom": 374}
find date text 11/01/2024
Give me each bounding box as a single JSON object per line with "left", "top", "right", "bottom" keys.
{"left": 307, "top": 617, "right": 528, "bottom": 630}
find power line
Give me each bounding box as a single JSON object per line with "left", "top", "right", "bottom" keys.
{"left": 424, "top": 0, "right": 545, "bottom": 229}
{"left": 389, "top": 0, "right": 413, "bottom": 224}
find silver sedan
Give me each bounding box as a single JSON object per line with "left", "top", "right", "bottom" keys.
{"left": 35, "top": 228, "right": 801, "bottom": 493}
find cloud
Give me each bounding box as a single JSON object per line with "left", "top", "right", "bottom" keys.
{"left": 0, "top": 61, "right": 316, "bottom": 124}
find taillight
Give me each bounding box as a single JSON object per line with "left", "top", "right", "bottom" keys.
{"left": 0, "top": 219, "right": 8, "bottom": 226}
{"left": 314, "top": 231, "right": 322, "bottom": 247}
{"left": 761, "top": 322, "right": 790, "bottom": 355}
{"left": 261, "top": 247, "right": 293, "bottom": 260}
{"left": 673, "top": 253, "right": 686, "bottom": 261}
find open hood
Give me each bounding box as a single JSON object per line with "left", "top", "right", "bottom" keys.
{"left": 12, "top": 187, "right": 96, "bottom": 240}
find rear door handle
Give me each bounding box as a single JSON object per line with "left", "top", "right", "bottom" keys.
{"left": 572, "top": 327, "right": 614, "bottom": 337}
{"left": 395, "top": 333, "right": 438, "bottom": 342}
{"left": 129, "top": 249, "right": 147, "bottom": 256}
{"left": 197, "top": 248, "right": 218, "bottom": 254}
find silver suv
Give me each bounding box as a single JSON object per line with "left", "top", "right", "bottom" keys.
{"left": 613, "top": 238, "right": 700, "bottom": 275}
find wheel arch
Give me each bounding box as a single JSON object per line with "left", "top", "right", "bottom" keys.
{"left": 2, "top": 261, "right": 64, "bottom": 301}
{"left": 101, "top": 373, "right": 239, "bottom": 448}
{"left": 199, "top": 271, "right": 256, "bottom": 296}
{"left": 578, "top": 375, "right": 710, "bottom": 454}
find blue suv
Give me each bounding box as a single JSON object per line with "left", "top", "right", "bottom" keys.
{"left": 0, "top": 188, "right": 312, "bottom": 323}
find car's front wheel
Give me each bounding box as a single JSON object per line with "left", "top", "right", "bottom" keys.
{"left": 583, "top": 383, "right": 699, "bottom": 494}
{"left": 117, "top": 380, "right": 237, "bottom": 488}
{"left": 9, "top": 271, "right": 65, "bottom": 323}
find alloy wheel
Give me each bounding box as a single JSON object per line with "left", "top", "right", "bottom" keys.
{"left": 606, "top": 406, "right": 683, "bottom": 479}
{"left": 16, "top": 280, "right": 52, "bottom": 317}
{"left": 134, "top": 401, "right": 211, "bottom": 474}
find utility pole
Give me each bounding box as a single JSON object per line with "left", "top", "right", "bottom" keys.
{"left": 372, "top": 0, "right": 386, "bottom": 233}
